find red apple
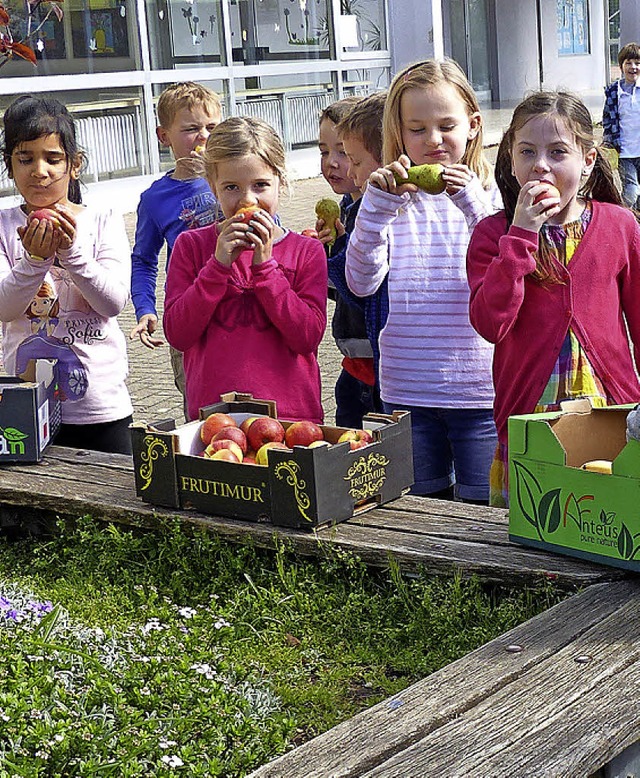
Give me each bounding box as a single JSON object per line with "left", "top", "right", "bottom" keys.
{"left": 200, "top": 412, "right": 237, "bottom": 445}
{"left": 212, "top": 426, "right": 247, "bottom": 454}
{"left": 28, "top": 208, "right": 60, "bottom": 228}
{"left": 204, "top": 439, "right": 244, "bottom": 462}
{"left": 235, "top": 205, "right": 261, "bottom": 224}
{"left": 255, "top": 441, "right": 290, "bottom": 466}
{"left": 285, "top": 420, "right": 324, "bottom": 448}
{"left": 533, "top": 184, "right": 560, "bottom": 205}
{"left": 209, "top": 448, "right": 241, "bottom": 463}
{"left": 240, "top": 416, "right": 260, "bottom": 436}
{"left": 246, "top": 417, "right": 285, "bottom": 452}
{"left": 337, "top": 429, "right": 374, "bottom": 450}
{"left": 242, "top": 455, "right": 257, "bottom": 465}
{"left": 301, "top": 228, "right": 319, "bottom": 239}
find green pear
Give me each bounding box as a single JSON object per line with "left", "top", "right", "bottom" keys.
{"left": 394, "top": 163, "right": 446, "bottom": 194}
{"left": 314, "top": 198, "right": 341, "bottom": 245}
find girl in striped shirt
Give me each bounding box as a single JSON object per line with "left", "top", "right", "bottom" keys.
{"left": 345, "top": 59, "right": 500, "bottom": 503}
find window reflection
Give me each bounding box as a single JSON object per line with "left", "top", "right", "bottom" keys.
{"left": 147, "top": 0, "right": 224, "bottom": 68}
{"left": 340, "top": 0, "right": 386, "bottom": 52}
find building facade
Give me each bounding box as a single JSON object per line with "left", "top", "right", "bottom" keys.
{"left": 0, "top": 0, "right": 613, "bottom": 193}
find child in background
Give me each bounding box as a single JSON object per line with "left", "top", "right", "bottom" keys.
{"left": 163, "top": 117, "right": 327, "bottom": 423}
{"left": 602, "top": 42, "right": 640, "bottom": 208}
{"left": 467, "top": 90, "right": 640, "bottom": 507}
{"left": 317, "top": 97, "right": 377, "bottom": 427}
{"left": 346, "top": 59, "right": 499, "bottom": 503}
{"left": 329, "top": 91, "right": 389, "bottom": 405}
{"left": 0, "top": 96, "right": 133, "bottom": 454}
{"left": 130, "top": 82, "right": 221, "bottom": 407}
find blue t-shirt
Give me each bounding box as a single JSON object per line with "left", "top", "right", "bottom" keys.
{"left": 131, "top": 173, "right": 218, "bottom": 319}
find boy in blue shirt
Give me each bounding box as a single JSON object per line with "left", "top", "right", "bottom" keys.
{"left": 130, "top": 82, "right": 221, "bottom": 403}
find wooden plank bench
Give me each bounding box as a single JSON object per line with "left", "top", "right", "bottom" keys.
{"left": 0, "top": 445, "right": 623, "bottom": 589}
{"left": 248, "top": 579, "right": 640, "bottom": 778}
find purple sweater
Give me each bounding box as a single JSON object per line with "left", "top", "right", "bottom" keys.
{"left": 467, "top": 202, "right": 640, "bottom": 445}
{"left": 164, "top": 224, "right": 327, "bottom": 423}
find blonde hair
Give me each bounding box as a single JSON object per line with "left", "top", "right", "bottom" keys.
{"left": 383, "top": 59, "right": 492, "bottom": 187}
{"left": 204, "top": 116, "right": 289, "bottom": 195}
{"left": 157, "top": 82, "right": 222, "bottom": 129}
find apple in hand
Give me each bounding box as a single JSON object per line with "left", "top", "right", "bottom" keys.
{"left": 285, "top": 420, "right": 324, "bottom": 448}
{"left": 533, "top": 184, "right": 560, "bottom": 205}
{"left": 246, "top": 417, "right": 285, "bottom": 452}
{"left": 204, "top": 439, "right": 243, "bottom": 462}
{"left": 28, "top": 208, "right": 60, "bottom": 228}
{"left": 200, "top": 412, "right": 237, "bottom": 445}
{"left": 235, "top": 205, "right": 261, "bottom": 224}
{"left": 255, "top": 441, "right": 290, "bottom": 466}
{"left": 212, "top": 426, "right": 247, "bottom": 454}
{"left": 337, "top": 429, "right": 374, "bottom": 450}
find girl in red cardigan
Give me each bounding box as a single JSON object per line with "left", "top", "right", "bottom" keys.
{"left": 163, "top": 117, "right": 327, "bottom": 423}
{"left": 467, "top": 91, "right": 640, "bottom": 507}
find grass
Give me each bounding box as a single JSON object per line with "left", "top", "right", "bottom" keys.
{"left": 0, "top": 515, "right": 564, "bottom": 776}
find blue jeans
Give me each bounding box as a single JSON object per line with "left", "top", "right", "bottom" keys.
{"left": 619, "top": 156, "right": 640, "bottom": 208}
{"left": 382, "top": 403, "right": 497, "bottom": 502}
{"left": 335, "top": 368, "right": 377, "bottom": 428}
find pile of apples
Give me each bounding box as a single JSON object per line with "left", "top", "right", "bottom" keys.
{"left": 199, "top": 412, "right": 374, "bottom": 465}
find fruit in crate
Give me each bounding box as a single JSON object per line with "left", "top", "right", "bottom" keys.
{"left": 28, "top": 208, "right": 60, "bottom": 227}
{"left": 314, "top": 198, "right": 340, "bottom": 245}
{"left": 337, "top": 428, "right": 374, "bottom": 450}
{"left": 284, "top": 420, "right": 324, "bottom": 448}
{"left": 309, "top": 440, "right": 331, "bottom": 449}
{"left": 393, "top": 164, "right": 446, "bottom": 194}
{"left": 200, "top": 412, "right": 237, "bottom": 445}
{"left": 212, "top": 426, "right": 248, "bottom": 454}
{"left": 209, "top": 448, "right": 242, "bottom": 463}
{"left": 204, "top": 439, "right": 244, "bottom": 462}
{"left": 532, "top": 184, "right": 560, "bottom": 204}
{"left": 246, "top": 417, "right": 285, "bottom": 451}
{"left": 239, "top": 416, "right": 260, "bottom": 436}
{"left": 235, "top": 205, "right": 261, "bottom": 224}
{"left": 255, "top": 441, "right": 290, "bottom": 466}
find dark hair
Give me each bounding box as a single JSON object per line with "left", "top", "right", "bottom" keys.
{"left": 2, "top": 95, "right": 84, "bottom": 204}
{"left": 319, "top": 96, "right": 362, "bottom": 128}
{"left": 336, "top": 91, "right": 386, "bottom": 164}
{"left": 495, "top": 90, "right": 623, "bottom": 283}
{"left": 618, "top": 42, "right": 640, "bottom": 69}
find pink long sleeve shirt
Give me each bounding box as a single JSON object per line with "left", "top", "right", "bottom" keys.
{"left": 0, "top": 205, "right": 133, "bottom": 425}
{"left": 345, "top": 177, "right": 498, "bottom": 409}
{"left": 164, "top": 224, "right": 327, "bottom": 423}
{"left": 467, "top": 202, "right": 640, "bottom": 445}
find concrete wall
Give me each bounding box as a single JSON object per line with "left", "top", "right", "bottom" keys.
{"left": 493, "top": 0, "right": 607, "bottom": 102}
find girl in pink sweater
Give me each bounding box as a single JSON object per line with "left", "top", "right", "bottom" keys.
{"left": 164, "top": 117, "right": 327, "bottom": 423}
{"left": 0, "top": 96, "right": 133, "bottom": 454}
{"left": 345, "top": 59, "right": 500, "bottom": 504}
{"left": 467, "top": 91, "right": 640, "bottom": 507}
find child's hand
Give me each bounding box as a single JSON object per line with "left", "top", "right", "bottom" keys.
{"left": 243, "top": 209, "right": 277, "bottom": 267}
{"left": 50, "top": 204, "right": 77, "bottom": 250}
{"left": 512, "top": 181, "right": 562, "bottom": 233}
{"left": 315, "top": 217, "right": 346, "bottom": 246}
{"left": 442, "top": 164, "right": 474, "bottom": 194}
{"left": 368, "top": 154, "right": 418, "bottom": 196}
{"left": 130, "top": 314, "right": 165, "bottom": 349}
{"left": 18, "top": 204, "right": 76, "bottom": 258}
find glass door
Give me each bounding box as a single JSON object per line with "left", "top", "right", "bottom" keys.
{"left": 448, "top": 0, "right": 492, "bottom": 100}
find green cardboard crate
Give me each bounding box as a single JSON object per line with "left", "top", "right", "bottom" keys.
{"left": 508, "top": 400, "right": 640, "bottom": 572}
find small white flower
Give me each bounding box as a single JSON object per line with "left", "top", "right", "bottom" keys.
{"left": 161, "top": 754, "right": 184, "bottom": 767}
{"left": 178, "top": 607, "right": 197, "bottom": 619}
{"left": 190, "top": 662, "right": 217, "bottom": 679}
{"left": 159, "top": 738, "right": 178, "bottom": 749}
{"left": 0, "top": 710, "right": 9, "bottom": 722}
{"left": 214, "top": 618, "right": 230, "bottom": 629}
{"left": 53, "top": 733, "right": 64, "bottom": 742}
{"left": 140, "top": 687, "right": 151, "bottom": 696}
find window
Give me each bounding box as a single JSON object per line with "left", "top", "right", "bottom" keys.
{"left": 557, "top": 0, "right": 590, "bottom": 56}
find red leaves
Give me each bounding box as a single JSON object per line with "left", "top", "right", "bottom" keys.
{"left": 0, "top": 39, "right": 37, "bottom": 64}
{"left": 0, "top": 0, "right": 64, "bottom": 68}
{"left": 0, "top": 6, "right": 9, "bottom": 24}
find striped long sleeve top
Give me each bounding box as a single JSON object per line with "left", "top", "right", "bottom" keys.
{"left": 345, "top": 176, "right": 498, "bottom": 409}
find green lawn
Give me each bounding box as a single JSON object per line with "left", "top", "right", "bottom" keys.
{"left": 0, "top": 516, "right": 564, "bottom": 776}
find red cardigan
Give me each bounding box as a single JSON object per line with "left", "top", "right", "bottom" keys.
{"left": 466, "top": 201, "right": 640, "bottom": 445}
{"left": 164, "top": 225, "right": 327, "bottom": 423}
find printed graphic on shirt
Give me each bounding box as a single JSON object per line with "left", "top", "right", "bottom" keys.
{"left": 15, "top": 281, "right": 88, "bottom": 403}
{"left": 178, "top": 192, "right": 218, "bottom": 229}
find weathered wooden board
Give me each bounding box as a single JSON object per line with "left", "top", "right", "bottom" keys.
{"left": 0, "top": 446, "right": 623, "bottom": 587}
{"left": 248, "top": 580, "right": 640, "bottom": 778}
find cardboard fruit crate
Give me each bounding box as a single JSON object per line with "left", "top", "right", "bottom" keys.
{"left": 131, "top": 392, "right": 414, "bottom": 529}
{"left": 0, "top": 370, "right": 61, "bottom": 463}
{"left": 508, "top": 399, "right": 640, "bottom": 572}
